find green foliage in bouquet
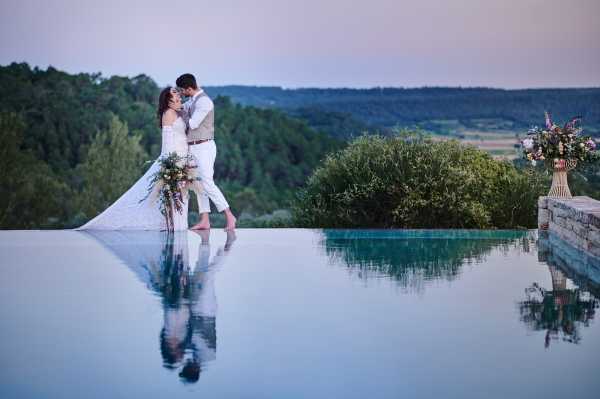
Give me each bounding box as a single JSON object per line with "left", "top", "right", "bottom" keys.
{"left": 293, "top": 132, "right": 547, "bottom": 229}
{"left": 521, "top": 112, "right": 598, "bottom": 167}
{"left": 143, "top": 152, "right": 196, "bottom": 231}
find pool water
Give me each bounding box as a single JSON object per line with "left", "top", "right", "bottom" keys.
{"left": 1, "top": 229, "right": 599, "bottom": 398}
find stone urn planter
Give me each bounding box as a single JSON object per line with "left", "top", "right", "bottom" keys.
{"left": 548, "top": 159, "right": 577, "bottom": 199}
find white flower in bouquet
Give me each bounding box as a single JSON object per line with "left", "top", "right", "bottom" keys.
{"left": 522, "top": 138, "right": 534, "bottom": 150}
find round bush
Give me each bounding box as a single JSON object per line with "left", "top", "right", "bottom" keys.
{"left": 293, "top": 133, "right": 547, "bottom": 229}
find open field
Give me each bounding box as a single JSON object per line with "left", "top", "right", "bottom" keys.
{"left": 426, "top": 129, "right": 522, "bottom": 160}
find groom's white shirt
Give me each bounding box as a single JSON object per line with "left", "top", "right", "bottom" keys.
{"left": 186, "top": 89, "right": 214, "bottom": 130}
{"left": 185, "top": 88, "right": 229, "bottom": 213}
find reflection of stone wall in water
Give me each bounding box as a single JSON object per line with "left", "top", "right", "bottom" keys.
{"left": 518, "top": 231, "right": 600, "bottom": 348}
{"left": 322, "top": 230, "right": 533, "bottom": 291}
{"left": 538, "top": 230, "right": 600, "bottom": 290}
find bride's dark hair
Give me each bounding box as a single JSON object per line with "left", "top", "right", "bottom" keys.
{"left": 157, "top": 86, "right": 174, "bottom": 128}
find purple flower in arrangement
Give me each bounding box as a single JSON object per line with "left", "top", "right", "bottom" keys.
{"left": 564, "top": 116, "right": 582, "bottom": 132}
{"left": 544, "top": 111, "right": 553, "bottom": 130}
{"left": 586, "top": 139, "right": 597, "bottom": 150}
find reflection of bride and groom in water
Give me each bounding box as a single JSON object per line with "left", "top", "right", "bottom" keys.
{"left": 83, "top": 228, "right": 599, "bottom": 385}
{"left": 84, "top": 229, "right": 236, "bottom": 384}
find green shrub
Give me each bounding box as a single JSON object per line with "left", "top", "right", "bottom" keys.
{"left": 293, "top": 132, "right": 548, "bottom": 229}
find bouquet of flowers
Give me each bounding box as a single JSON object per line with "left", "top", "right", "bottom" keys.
{"left": 142, "top": 152, "right": 197, "bottom": 231}
{"left": 521, "top": 112, "right": 597, "bottom": 167}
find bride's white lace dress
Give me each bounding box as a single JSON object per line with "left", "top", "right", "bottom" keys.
{"left": 78, "top": 117, "right": 189, "bottom": 231}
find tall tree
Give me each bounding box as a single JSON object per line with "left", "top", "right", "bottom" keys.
{"left": 76, "top": 115, "right": 148, "bottom": 219}
{"left": 0, "top": 112, "right": 70, "bottom": 228}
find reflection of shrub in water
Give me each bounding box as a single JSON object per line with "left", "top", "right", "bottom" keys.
{"left": 519, "top": 267, "right": 599, "bottom": 348}
{"left": 324, "top": 235, "right": 529, "bottom": 290}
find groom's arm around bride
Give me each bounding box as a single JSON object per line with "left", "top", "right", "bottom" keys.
{"left": 176, "top": 73, "right": 237, "bottom": 231}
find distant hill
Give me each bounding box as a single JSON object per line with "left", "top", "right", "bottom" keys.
{"left": 205, "top": 85, "right": 600, "bottom": 137}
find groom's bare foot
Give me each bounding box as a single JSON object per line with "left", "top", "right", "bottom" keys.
{"left": 225, "top": 218, "right": 236, "bottom": 231}
{"left": 224, "top": 210, "right": 236, "bottom": 231}
{"left": 191, "top": 213, "right": 210, "bottom": 230}
{"left": 191, "top": 221, "right": 210, "bottom": 230}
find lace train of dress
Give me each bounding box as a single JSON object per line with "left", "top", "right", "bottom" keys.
{"left": 77, "top": 117, "right": 190, "bottom": 231}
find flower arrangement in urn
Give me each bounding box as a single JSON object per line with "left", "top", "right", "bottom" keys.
{"left": 522, "top": 112, "right": 597, "bottom": 198}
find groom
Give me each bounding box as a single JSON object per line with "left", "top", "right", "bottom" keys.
{"left": 175, "top": 73, "right": 236, "bottom": 231}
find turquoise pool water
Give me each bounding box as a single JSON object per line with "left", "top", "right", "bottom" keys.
{"left": 1, "top": 229, "right": 599, "bottom": 398}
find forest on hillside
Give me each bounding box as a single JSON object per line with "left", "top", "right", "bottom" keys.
{"left": 1, "top": 63, "right": 599, "bottom": 229}
{"left": 0, "top": 63, "right": 341, "bottom": 228}
{"left": 206, "top": 85, "right": 600, "bottom": 136}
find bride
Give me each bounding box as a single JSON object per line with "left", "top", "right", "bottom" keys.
{"left": 78, "top": 87, "right": 192, "bottom": 231}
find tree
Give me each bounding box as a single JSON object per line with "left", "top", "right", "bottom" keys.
{"left": 0, "top": 112, "right": 71, "bottom": 228}
{"left": 76, "top": 115, "right": 148, "bottom": 219}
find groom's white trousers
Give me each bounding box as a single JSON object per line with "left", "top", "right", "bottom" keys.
{"left": 188, "top": 140, "right": 229, "bottom": 213}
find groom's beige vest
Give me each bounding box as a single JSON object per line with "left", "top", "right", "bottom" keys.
{"left": 187, "top": 92, "right": 214, "bottom": 142}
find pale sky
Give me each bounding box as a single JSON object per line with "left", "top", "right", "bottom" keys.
{"left": 1, "top": 0, "right": 599, "bottom": 88}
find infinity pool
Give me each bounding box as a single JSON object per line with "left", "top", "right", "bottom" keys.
{"left": 1, "top": 229, "right": 599, "bottom": 398}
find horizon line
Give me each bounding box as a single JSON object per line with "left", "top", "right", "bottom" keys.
{"left": 4, "top": 61, "right": 600, "bottom": 92}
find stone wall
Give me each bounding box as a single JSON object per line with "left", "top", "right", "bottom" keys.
{"left": 538, "top": 196, "right": 600, "bottom": 258}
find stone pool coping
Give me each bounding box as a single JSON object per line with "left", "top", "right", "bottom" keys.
{"left": 538, "top": 195, "right": 600, "bottom": 258}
